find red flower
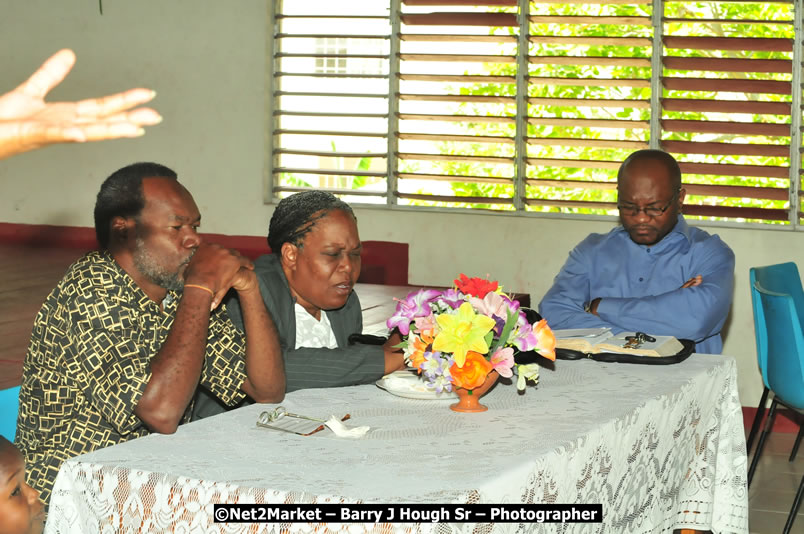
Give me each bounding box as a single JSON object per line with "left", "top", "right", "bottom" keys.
{"left": 454, "top": 273, "right": 498, "bottom": 299}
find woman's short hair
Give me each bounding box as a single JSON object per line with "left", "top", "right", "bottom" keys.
{"left": 268, "top": 191, "right": 355, "bottom": 252}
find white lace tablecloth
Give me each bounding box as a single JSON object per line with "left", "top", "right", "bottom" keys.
{"left": 45, "top": 355, "right": 748, "bottom": 534}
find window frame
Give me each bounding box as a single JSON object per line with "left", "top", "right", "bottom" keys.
{"left": 267, "top": 0, "right": 804, "bottom": 231}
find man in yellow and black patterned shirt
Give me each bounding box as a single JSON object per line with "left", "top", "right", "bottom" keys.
{"left": 16, "top": 162, "right": 285, "bottom": 505}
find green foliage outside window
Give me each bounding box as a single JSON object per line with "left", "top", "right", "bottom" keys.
{"left": 400, "top": 1, "right": 796, "bottom": 224}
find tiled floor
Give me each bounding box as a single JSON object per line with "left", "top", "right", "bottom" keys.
{"left": 748, "top": 430, "right": 803, "bottom": 533}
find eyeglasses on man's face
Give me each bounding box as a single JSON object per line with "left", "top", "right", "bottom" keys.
{"left": 617, "top": 191, "right": 679, "bottom": 218}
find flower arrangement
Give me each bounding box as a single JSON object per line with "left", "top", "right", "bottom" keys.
{"left": 386, "top": 274, "right": 556, "bottom": 394}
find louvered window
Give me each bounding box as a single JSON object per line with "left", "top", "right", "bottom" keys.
{"left": 269, "top": 0, "right": 804, "bottom": 226}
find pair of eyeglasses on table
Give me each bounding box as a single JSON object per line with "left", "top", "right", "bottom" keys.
{"left": 256, "top": 406, "right": 351, "bottom": 436}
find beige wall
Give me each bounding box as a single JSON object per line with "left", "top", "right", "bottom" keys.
{"left": 3, "top": 0, "right": 802, "bottom": 406}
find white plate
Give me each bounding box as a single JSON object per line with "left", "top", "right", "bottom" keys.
{"left": 375, "top": 370, "right": 458, "bottom": 400}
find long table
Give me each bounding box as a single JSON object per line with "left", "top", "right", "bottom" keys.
{"left": 44, "top": 354, "right": 748, "bottom": 533}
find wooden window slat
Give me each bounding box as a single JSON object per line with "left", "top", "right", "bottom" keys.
{"left": 524, "top": 178, "right": 617, "bottom": 189}
{"left": 398, "top": 153, "right": 514, "bottom": 164}
{"left": 663, "top": 56, "right": 792, "bottom": 74}
{"left": 397, "top": 132, "right": 514, "bottom": 143}
{"left": 679, "top": 162, "right": 789, "bottom": 180}
{"left": 528, "top": 97, "right": 650, "bottom": 109}
{"left": 683, "top": 184, "right": 789, "bottom": 201}
{"left": 529, "top": 36, "right": 651, "bottom": 46}
{"left": 277, "top": 149, "right": 388, "bottom": 159}
{"left": 533, "top": 0, "right": 650, "bottom": 3}
{"left": 400, "top": 53, "right": 515, "bottom": 63}
{"left": 274, "top": 186, "right": 387, "bottom": 197}
{"left": 526, "top": 138, "right": 649, "bottom": 149}
{"left": 399, "top": 74, "right": 516, "bottom": 83}
{"left": 663, "top": 18, "right": 792, "bottom": 26}
{"left": 402, "top": 0, "right": 516, "bottom": 6}
{"left": 275, "top": 167, "right": 388, "bottom": 178}
{"left": 277, "top": 53, "right": 389, "bottom": 60}
{"left": 526, "top": 158, "right": 621, "bottom": 170}
{"left": 526, "top": 117, "right": 651, "bottom": 129}
{"left": 397, "top": 192, "right": 513, "bottom": 204}
{"left": 276, "top": 34, "right": 390, "bottom": 40}
{"left": 401, "top": 34, "right": 517, "bottom": 43}
{"left": 276, "top": 129, "right": 388, "bottom": 138}
{"left": 401, "top": 13, "right": 518, "bottom": 26}
{"left": 400, "top": 94, "right": 516, "bottom": 103}
{"left": 661, "top": 120, "right": 792, "bottom": 137}
{"left": 663, "top": 36, "right": 793, "bottom": 52}
{"left": 662, "top": 140, "right": 790, "bottom": 158}
{"left": 528, "top": 15, "right": 652, "bottom": 25}
{"left": 276, "top": 111, "right": 389, "bottom": 119}
{"left": 529, "top": 56, "right": 651, "bottom": 68}
{"left": 398, "top": 113, "right": 515, "bottom": 123}
{"left": 682, "top": 205, "right": 788, "bottom": 221}
{"left": 530, "top": 77, "right": 651, "bottom": 88}
{"left": 397, "top": 172, "right": 513, "bottom": 184}
{"left": 662, "top": 98, "right": 791, "bottom": 115}
{"left": 662, "top": 77, "right": 791, "bottom": 94}
{"left": 524, "top": 198, "right": 616, "bottom": 209}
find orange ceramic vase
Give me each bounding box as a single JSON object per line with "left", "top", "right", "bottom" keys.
{"left": 450, "top": 370, "right": 499, "bottom": 413}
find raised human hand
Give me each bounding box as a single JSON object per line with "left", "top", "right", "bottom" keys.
{"left": 230, "top": 267, "right": 260, "bottom": 294}
{"left": 0, "top": 49, "right": 162, "bottom": 160}
{"left": 183, "top": 243, "right": 254, "bottom": 309}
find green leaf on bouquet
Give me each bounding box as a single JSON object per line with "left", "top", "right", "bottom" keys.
{"left": 489, "top": 308, "right": 518, "bottom": 355}
{"left": 484, "top": 330, "right": 494, "bottom": 349}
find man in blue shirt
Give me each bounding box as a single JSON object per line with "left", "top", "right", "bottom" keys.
{"left": 538, "top": 149, "right": 735, "bottom": 354}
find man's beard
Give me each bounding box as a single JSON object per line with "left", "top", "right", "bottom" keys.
{"left": 132, "top": 238, "right": 188, "bottom": 291}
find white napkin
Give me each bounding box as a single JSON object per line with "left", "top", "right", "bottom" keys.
{"left": 325, "top": 416, "right": 370, "bottom": 438}
{"left": 381, "top": 372, "right": 432, "bottom": 393}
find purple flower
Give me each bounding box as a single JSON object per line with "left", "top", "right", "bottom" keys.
{"left": 436, "top": 288, "right": 465, "bottom": 309}
{"left": 386, "top": 289, "right": 442, "bottom": 335}
{"left": 492, "top": 315, "right": 506, "bottom": 337}
{"left": 513, "top": 321, "right": 539, "bottom": 351}
{"left": 420, "top": 352, "right": 454, "bottom": 393}
{"left": 430, "top": 373, "right": 454, "bottom": 393}
{"left": 502, "top": 294, "right": 521, "bottom": 316}
{"left": 421, "top": 351, "right": 442, "bottom": 377}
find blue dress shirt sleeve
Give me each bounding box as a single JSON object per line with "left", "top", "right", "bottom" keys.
{"left": 595, "top": 237, "right": 734, "bottom": 347}
{"left": 539, "top": 219, "right": 735, "bottom": 354}
{"left": 538, "top": 234, "right": 614, "bottom": 331}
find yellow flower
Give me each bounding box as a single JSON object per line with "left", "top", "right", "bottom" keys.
{"left": 433, "top": 302, "right": 496, "bottom": 367}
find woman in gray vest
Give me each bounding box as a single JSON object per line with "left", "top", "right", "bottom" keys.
{"left": 193, "top": 191, "right": 404, "bottom": 420}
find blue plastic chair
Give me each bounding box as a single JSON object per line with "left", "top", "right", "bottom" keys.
{"left": 748, "top": 279, "right": 804, "bottom": 534}
{"left": 747, "top": 263, "right": 804, "bottom": 454}
{"left": 0, "top": 385, "right": 21, "bottom": 442}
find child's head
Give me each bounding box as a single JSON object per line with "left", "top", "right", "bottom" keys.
{"left": 0, "top": 437, "right": 44, "bottom": 534}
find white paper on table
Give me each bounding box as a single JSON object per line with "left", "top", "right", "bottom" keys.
{"left": 256, "top": 411, "right": 369, "bottom": 437}
{"left": 553, "top": 327, "right": 612, "bottom": 343}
